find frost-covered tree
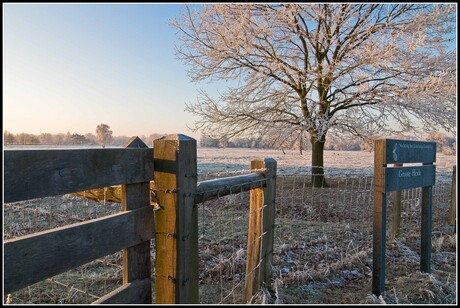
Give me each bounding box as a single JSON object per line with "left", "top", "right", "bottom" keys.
{"left": 96, "top": 124, "right": 113, "bottom": 148}
{"left": 172, "top": 4, "right": 456, "bottom": 186}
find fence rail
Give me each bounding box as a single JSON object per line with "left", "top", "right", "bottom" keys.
{"left": 4, "top": 206, "right": 153, "bottom": 294}
{"left": 195, "top": 173, "right": 266, "bottom": 204}
{"left": 4, "top": 148, "right": 153, "bottom": 203}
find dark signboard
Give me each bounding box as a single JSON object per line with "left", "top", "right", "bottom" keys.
{"left": 373, "top": 138, "right": 436, "bottom": 296}
{"left": 384, "top": 165, "right": 436, "bottom": 192}
{"left": 385, "top": 139, "right": 436, "bottom": 164}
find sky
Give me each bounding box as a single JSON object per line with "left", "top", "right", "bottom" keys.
{"left": 3, "top": 3, "right": 208, "bottom": 139}
{"left": 3, "top": 3, "right": 457, "bottom": 141}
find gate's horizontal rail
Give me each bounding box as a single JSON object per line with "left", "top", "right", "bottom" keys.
{"left": 4, "top": 148, "right": 154, "bottom": 203}
{"left": 4, "top": 206, "right": 154, "bottom": 294}
{"left": 195, "top": 173, "right": 266, "bottom": 204}
{"left": 92, "top": 278, "right": 151, "bottom": 304}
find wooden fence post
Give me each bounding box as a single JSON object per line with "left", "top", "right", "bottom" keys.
{"left": 372, "top": 140, "right": 387, "bottom": 296}
{"left": 261, "top": 159, "right": 276, "bottom": 288}
{"left": 245, "top": 158, "right": 277, "bottom": 303}
{"left": 121, "top": 136, "right": 153, "bottom": 303}
{"left": 420, "top": 182, "right": 433, "bottom": 273}
{"left": 390, "top": 164, "right": 403, "bottom": 241}
{"left": 154, "top": 134, "right": 198, "bottom": 304}
{"left": 449, "top": 165, "right": 456, "bottom": 228}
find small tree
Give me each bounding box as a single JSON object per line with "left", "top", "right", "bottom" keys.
{"left": 96, "top": 124, "right": 113, "bottom": 148}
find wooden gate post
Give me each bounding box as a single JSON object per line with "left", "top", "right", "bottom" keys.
{"left": 154, "top": 134, "right": 198, "bottom": 304}
{"left": 245, "top": 158, "right": 277, "bottom": 303}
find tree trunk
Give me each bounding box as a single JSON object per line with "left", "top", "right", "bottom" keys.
{"left": 311, "top": 136, "right": 327, "bottom": 187}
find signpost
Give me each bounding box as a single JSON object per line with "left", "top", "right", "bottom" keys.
{"left": 372, "top": 139, "right": 436, "bottom": 296}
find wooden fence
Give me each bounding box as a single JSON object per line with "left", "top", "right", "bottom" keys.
{"left": 4, "top": 136, "right": 154, "bottom": 303}
{"left": 3, "top": 134, "right": 277, "bottom": 304}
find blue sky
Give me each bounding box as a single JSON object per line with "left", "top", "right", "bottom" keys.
{"left": 3, "top": 3, "right": 206, "bottom": 139}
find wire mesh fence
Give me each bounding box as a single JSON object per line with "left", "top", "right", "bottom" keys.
{"left": 3, "top": 194, "right": 124, "bottom": 304}
{"left": 196, "top": 165, "right": 274, "bottom": 304}
{"left": 270, "top": 170, "right": 455, "bottom": 304}
{"left": 197, "top": 190, "right": 250, "bottom": 303}
{"left": 197, "top": 168, "right": 455, "bottom": 304}
{"left": 3, "top": 167, "right": 456, "bottom": 304}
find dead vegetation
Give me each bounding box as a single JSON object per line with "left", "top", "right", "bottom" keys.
{"left": 3, "top": 175, "right": 456, "bottom": 304}
{"left": 198, "top": 175, "right": 456, "bottom": 304}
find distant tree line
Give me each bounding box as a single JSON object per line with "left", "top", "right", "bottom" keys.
{"left": 199, "top": 134, "right": 368, "bottom": 151}
{"left": 3, "top": 130, "right": 121, "bottom": 146}
{"left": 199, "top": 132, "right": 456, "bottom": 155}
{"left": 424, "top": 132, "right": 457, "bottom": 155}
{"left": 3, "top": 130, "right": 169, "bottom": 148}
{"left": 4, "top": 130, "right": 455, "bottom": 155}
{"left": 199, "top": 135, "right": 274, "bottom": 149}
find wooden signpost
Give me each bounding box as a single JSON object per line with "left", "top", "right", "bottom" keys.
{"left": 373, "top": 139, "right": 436, "bottom": 296}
